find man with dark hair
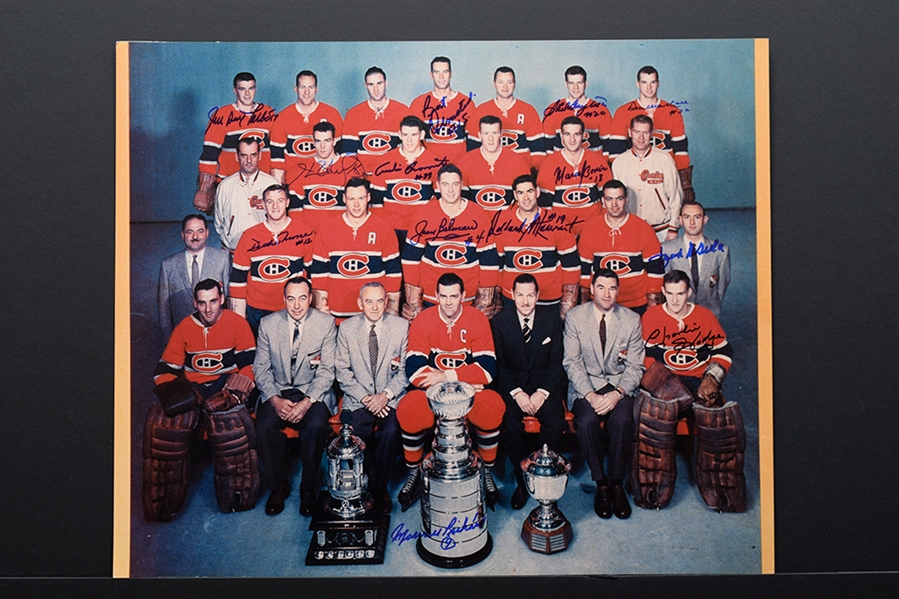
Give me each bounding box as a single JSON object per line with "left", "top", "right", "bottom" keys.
{"left": 563, "top": 268, "right": 644, "bottom": 520}
{"left": 491, "top": 274, "right": 567, "bottom": 509}
{"left": 609, "top": 66, "right": 695, "bottom": 202}
{"left": 343, "top": 66, "right": 410, "bottom": 175}
{"left": 491, "top": 174, "right": 580, "bottom": 318}
{"left": 270, "top": 70, "right": 344, "bottom": 186}
{"left": 578, "top": 179, "right": 664, "bottom": 315}
{"left": 144, "top": 278, "right": 259, "bottom": 521}
{"left": 536, "top": 115, "right": 611, "bottom": 235}
{"left": 457, "top": 114, "right": 530, "bottom": 211}
{"left": 214, "top": 138, "right": 280, "bottom": 252}
{"left": 229, "top": 184, "right": 315, "bottom": 335}
{"left": 369, "top": 115, "right": 445, "bottom": 246}
{"left": 659, "top": 202, "right": 730, "bottom": 318}
{"left": 396, "top": 272, "right": 506, "bottom": 511}
{"left": 310, "top": 177, "right": 402, "bottom": 321}
{"left": 158, "top": 214, "right": 231, "bottom": 339}
{"left": 409, "top": 56, "right": 474, "bottom": 165}
{"left": 335, "top": 282, "right": 409, "bottom": 512}
{"left": 468, "top": 66, "right": 545, "bottom": 169}
{"left": 194, "top": 72, "right": 277, "bottom": 214}
{"left": 254, "top": 276, "right": 338, "bottom": 516}
{"left": 542, "top": 65, "right": 613, "bottom": 159}
{"left": 636, "top": 269, "right": 745, "bottom": 512}
{"left": 612, "top": 114, "right": 684, "bottom": 242}
{"left": 285, "top": 121, "right": 366, "bottom": 229}
{"left": 401, "top": 163, "right": 500, "bottom": 320}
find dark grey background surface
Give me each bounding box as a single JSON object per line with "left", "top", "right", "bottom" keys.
{"left": 1, "top": 0, "right": 896, "bottom": 596}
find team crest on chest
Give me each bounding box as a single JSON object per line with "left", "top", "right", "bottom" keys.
{"left": 435, "top": 242, "right": 468, "bottom": 266}
{"left": 599, "top": 254, "right": 632, "bottom": 275}
{"left": 192, "top": 351, "right": 224, "bottom": 373}
{"left": 291, "top": 137, "right": 316, "bottom": 157}
{"left": 257, "top": 257, "right": 292, "bottom": 281}
{"left": 513, "top": 249, "right": 544, "bottom": 271}
{"left": 362, "top": 133, "right": 392, "bottom": 154}
{"left": 336, "top": 253, "right": 371, "bottom": 277}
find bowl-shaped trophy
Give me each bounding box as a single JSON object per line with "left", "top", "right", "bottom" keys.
{"left": 521, "top": 444, "right": 572, "bottom": 554}
{"left": 417, "top": 381, "right": 492, "bottom": 568}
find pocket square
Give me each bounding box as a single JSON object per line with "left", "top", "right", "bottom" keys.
{"left": 309, "top": 352, "right": 321, "bottom": 369}
{"left": 541, "top": 337, "right": 552, "bottom": 345}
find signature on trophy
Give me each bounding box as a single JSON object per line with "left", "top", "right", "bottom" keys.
{"left": 390, "top": 515, "right": 485, "bottom": 551}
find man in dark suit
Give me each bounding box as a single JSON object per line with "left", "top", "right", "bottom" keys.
{"left": 253, "top": 276, "right": 337, "bottom": 516}
{"left": 335, "top": 282, "right": 410, "bottom": 512}
{"left": 491, "top": 274, "right": 567, "bottom": 510}
{"left": 563, "top": 268, "right": 645, "bottom": 520}
{"left": 157, "top": 214, "right": 231, "bottom": 339}
{"left": 659, "top": 201, "right": 731, "bottom": 319}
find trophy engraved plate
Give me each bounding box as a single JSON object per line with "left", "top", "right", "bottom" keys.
{"left": 416, "top": 381, "right": 493, "bottom": 568}
{"left": 521, "top": 444, "right": 573, "bottom": 554}
{"left": 306, "top": 420, "right": 390, "bottom": 565}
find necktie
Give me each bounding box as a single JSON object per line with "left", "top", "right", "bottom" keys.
{"left": 522, "top": 317, "right": 532, "bottom": 344}
{"left": 290, "top": 320, "right": 301, "bottom": 372}
{"left": 690, "top": 242, "right": 700, "bottom": 292}
{"left": 191, "top": 254, "right": 199, "bottom": 288}
{"left": 599, "top": 313, "right": 607, "bottom": 355}
{"left": 369, "top": 323, "right": 379, "bottom": 391}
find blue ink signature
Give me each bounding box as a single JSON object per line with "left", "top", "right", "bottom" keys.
{"left": 390, "top": 514, "right": 485, "bottom": 551}
{"left": 650, "top": 239, "right": 724, "bottom": 267}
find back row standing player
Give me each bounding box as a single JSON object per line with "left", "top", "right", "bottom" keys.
{"left": 542, "top": 66, "right": 613, "bottom": 160}
{"left": 343, "top": 66, "right": 409, "bottom": 175}
{"left": 194, "top": 72, "right": 277, "bottom": 214}
{"left": 608, "top": 66, "right": 695, "bottom": 203}
{"left": 409, "top": 56, "right": 474, "bottom": 166}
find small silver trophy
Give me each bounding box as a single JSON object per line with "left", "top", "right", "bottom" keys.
{"left": 521, "top": 444, "right": 573, "bottom": 554}
{"left": 324, "top": 423, "right": 374, "bottom": 519}
{"left": 417, "top": 381, "right": 492, "bottom": 568}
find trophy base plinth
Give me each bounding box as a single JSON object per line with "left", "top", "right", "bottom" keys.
{"left": 416, "top": 533, "right": 492, "bottom": 568}
{"left": 521, "top": 517, "right": 572, "bottom": 554}
{"left": 305, "top": 491, "right": 390, "bottom": 565}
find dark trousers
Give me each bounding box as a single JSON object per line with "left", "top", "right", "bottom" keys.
{"left": 502, "top": 391, "right": 565, "bottom": 486}
{"left": 571, "top": 384, "right": 635, "bottom": 484}
{"left": 255, "top": 395, "right": 331, "bottom": 492}
{"left": 245, "top": 305, "right": 275, "bottom": 337}
{"left": 347, "top": 408, "right": 402, "bottom": 495}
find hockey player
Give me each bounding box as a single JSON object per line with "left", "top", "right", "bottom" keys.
{"left": 634, "top": 269, "right": 746, "bottom": 512}
{"left": 194, "top": 72, "right": 277, "bottom": 214}
{"left": 395, "top": 273, "right": 505, "bottom": 511}
{"left": 457, "top": 114, "right": 531, "bottom": 212}
{"left": 310, "top": 177, "right": 402, "bottom": 321}
{"left": 490, "top": 174, "right": 580, "bottom": 318}
{"left": 214, "top": 138, "right": 279, "bottom": 252}
{"left": 409, "top": 56, "right": 475, "bottom": 165}
{"left": 608, "top": 66, "right": 695, "bottom": 202}
{"left": 401, "top": 164, "right": 500, "bottom": 321}
{"left": 228, "top": 184, "right": 315, "bottom": 335}
{"left": 577, "top": 180, "right": 663, "bottom": 315}
{"left": 143, "top": 278, "right": 259, "bottom": 521}
{"left": 612, "top": 114, "right": 684, "bottom": 242}
{"left": 343, "top": 66, "right": 410, "bottom": 175}
{"left": 468, "top": 66, "right": 545, "bottom": 169}
{"left": 270, "top": 70, "right": 344, "bottom": 186}
{"left": 536, "top": 116, "right": 611, "bottom": 235}
{"left": 542, "top": 65, "right": 613, "bottom": 159}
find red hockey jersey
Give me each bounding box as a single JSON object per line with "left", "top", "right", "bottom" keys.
{"left": 468, "top": 98, "right": 545, "bottom": 169}
{"left": 457, "top": 147, "right": 531, "bottom": 212}
{"left": 342, "top": 98, "right": 409, "bottom": 174}
{"left": 641, "top": 303, "right": 732, "bottom": 378}
{"left": 536, "top": 150, "right": 611, "bottom": 236}
{"left": 369, "top": 146, "right": 445, "bottom": 232}
{"left": 286, "top": 154, "right": 367, "bottom": 229}
{"left": 608, "top": 99, "right": 690, "bottom": 170}
{"left": 199, "top": 103, "right": 277, "bottom": 178}
{"left": 269, "top": 102, "right": 344, "bottom": 170}
{"left": 409, "top": 91, "right": 475, "bottom": 165}
{"left": 542, "top": 97, "right": 613, "bottom": 157}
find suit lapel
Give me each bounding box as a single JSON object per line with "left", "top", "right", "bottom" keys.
{"left": 178, "top": 252, "right": 192, "bottom": 290}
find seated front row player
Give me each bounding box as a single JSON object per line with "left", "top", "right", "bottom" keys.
{"left": 396, "top": 272, "right": 506, "bottom": 511}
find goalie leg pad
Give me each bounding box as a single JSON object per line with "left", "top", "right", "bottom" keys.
{"left": 631, "top": 391, "right": 680, "bottom": 509}
{"left": 694, "top": 401, "right": 747, "bottom": 513}
{"left": 641, "top": 361, "right": 694, "bottom": 411}
{"left": 204, "top": 405, "right": 261, "bottom": 513}
{"left": 142, "top": 403, "right": 199, "bottom": 522}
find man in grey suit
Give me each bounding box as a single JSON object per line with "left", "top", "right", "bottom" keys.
{"left": 157, "top": 214, "right": 231, "bottom": 339}
{"left": 659, "top": 202, "right": 731, "bottom": 319}
{"left": 335, "top": 282, "right": 409, "bottom": 512}
{"left": 563, "top": 268, "right": 645, "bottom": 520}
{"left": 254, "top": 276, "right": 337, "bottom": 516}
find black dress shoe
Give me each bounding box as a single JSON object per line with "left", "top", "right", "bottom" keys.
{"left": 612, "top": 484, "right": 631, "bottom": 519}
{"left": 398, "top": 467, "right": 422, "bottom": 512}
{"left": 265, "top": 481, "right": 290, "bottom": 516}
{"left": 299, "top": 489, "right": 317, "bottom": 516}
{"left": 594, "top": 485, "right": 613, "bottom": 519}
{"left": 511, "top": 484, "right": 529, "bottom": 510}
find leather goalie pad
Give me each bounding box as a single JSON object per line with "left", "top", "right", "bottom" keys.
{"left": 631, "top": 390, "right": 680, "bottom": 509}
{"left": 203, "top": 405, "right": 261, "bottom": 513}
{"left": 142, "top": 403, "right": 200, "bottom": 522}
{"left": 693, "top": 401, "right": 747, "bottom": 513}
{"left": 641, "top": 361, "right": 694, "bottom": 412}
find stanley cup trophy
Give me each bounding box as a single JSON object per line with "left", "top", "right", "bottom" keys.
{"left": 417, "top": 381, "right": 493, "bottom": 568}
{"left": 305, "top": 415, "right": 390, "bottom": 565}
{"left": 521, "top": 444, "right": 573, "bottom": 554}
